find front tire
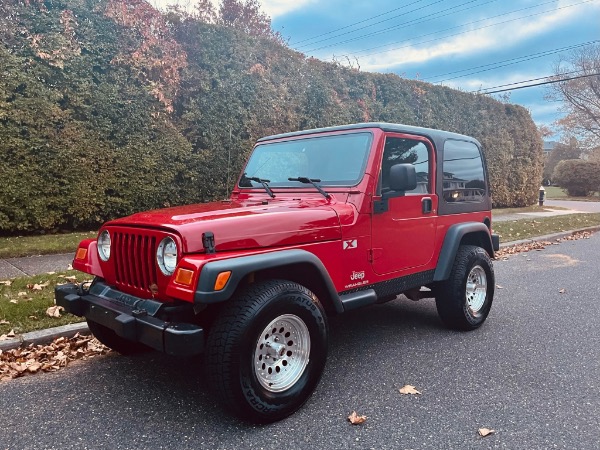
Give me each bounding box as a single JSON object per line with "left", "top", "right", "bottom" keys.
{"left": 435, "top": 245, "right": 495, "bottom": 330}
{"left": 205, "top": 280, "right": 328, "bottom": 423}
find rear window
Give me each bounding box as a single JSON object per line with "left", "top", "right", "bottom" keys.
{"left": 240, "top": 132, "right": 372, "bottom": 187}
{"left": 442, "top": 140, "right": 485, "bottom": 203}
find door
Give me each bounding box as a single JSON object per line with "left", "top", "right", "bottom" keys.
{"left": 371, "top": 134, "right": 438, "bottom": 275}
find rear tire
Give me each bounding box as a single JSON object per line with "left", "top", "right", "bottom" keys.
{"left": 86, "top": 319, "right": 150, "bottom": 355}
{"left": 435, "top": 245, "right": 494, "bottom": 330}
{"left": 205, "top": 280, "right": 328, "bottom": 423}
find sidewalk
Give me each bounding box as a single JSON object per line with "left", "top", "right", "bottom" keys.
{"left": 0, "top": 253, "right": 74, "bottom": 280}
{"left": 493, "top": 208, "right": 588, "bottom": 222}
{"left": 493, "top": 199, "right": 600, "bottom": 223}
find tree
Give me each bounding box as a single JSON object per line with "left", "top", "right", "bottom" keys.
{"left": 548, "top": 44, "right": 600, "bottom": 148}
{"left": 552, "top": 159, "right": 600, "bottom": 197}
{"left": 543, "top": 138, "right": 581, "bottom": 182}
{"left": 218, "top": 0, "right": 281, "bottom": 40}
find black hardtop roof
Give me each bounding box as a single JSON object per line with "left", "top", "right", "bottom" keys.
{"left": 256, "top": 122, "right": 479, "bottom": 145}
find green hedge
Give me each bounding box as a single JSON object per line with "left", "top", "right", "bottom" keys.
{"left": 0, "top": 0, "right": 543, "bottom": 234}
{"left": 553, "top": 160, "right": 600, "bottom": 196}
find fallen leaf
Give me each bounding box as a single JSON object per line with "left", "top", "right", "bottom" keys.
{"left": 64, "top": 276, "right": 77, "bottom": 282}
{"left": 0, "top": 320, "right": 9, "bottom": 325}
{"left": 17, "top": 292, "right": 28, "bottom": 297}
{"left": 27, "top": 362, "right": 42, "bottom": 373}
{"left": 399, "top": 384, "right": 422, "bottom": 395}
{"left": 9, "top": 300, "right": 18, "bottom": 304}
{"left": 46, "top": 306, "right": 64, "bottom": 318}
{"left": 27, "top": 282, "right": 47, "bottom": 291}
{"left": 7, "top": 330, "right": 15, "bottom": 337}
{"left": 67, "top": 264, "right": 73, "bottom": 270}
{"left": 0, "top": 280, "right": 12, "bottom": 286}
{"left": 46, "top": 272, "right": 56, "bottom": 275}
{"left": 348, "top": 411, "right": 367, "bottom": 425}
{"left": 559, "top": 288, "right": 566, "bottom": 294}
{"left": 478, "top": 428, "right": 495, "bottom": 437}
{"left": 28, "top": 316, "right": 38, "bottom": 321}
{"left": 496, "top": 285, "right": 503, "bottom": 289}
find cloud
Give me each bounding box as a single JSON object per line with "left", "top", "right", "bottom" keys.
{"left": 260, "top": 0, "right": 318, "bottom": 18}
{"left": 354, "top": 1, "right": 599, "bottom": 72}
{"left": 149, "top": 0, "right": 316, "bottom": 18}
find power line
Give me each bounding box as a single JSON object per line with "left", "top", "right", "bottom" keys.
{"left": 295, "top": 0, "right": 449, "bottom": 50}
{"left": 302, "top": 0, "right": 500, "bottom": 53}
{"left": 478, "top": 72, "right": 600, "bottom": 94}
{"left": 476, "top": 70, "right": 587, "bottom": 92}
{"left": 424, "top": 41, "right": 598, "bottom": 83}
{"left": 290, "top": 0, "right": 430, "bottom": 46}
{"left": 432, "top": 42, "right": 599, "bottom": 84}
{"left": 351, "top": 0, "right": 594, "bottom": 60}
{"left": 352, "top": 0, "right": 558, "bottom": 57}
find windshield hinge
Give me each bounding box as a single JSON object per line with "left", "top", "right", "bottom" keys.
{"left": 202, "top": 232, "right": 216, "bottom": 254}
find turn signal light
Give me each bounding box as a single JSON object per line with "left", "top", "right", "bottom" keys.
{"left": 214, "top": 271, "right": 232, "bottom": 291}
{"left": 75, "top": 248, "right": 87, "bottom": 260}
{"left": 174, "top": 268, "right": 195, "bottom": 286}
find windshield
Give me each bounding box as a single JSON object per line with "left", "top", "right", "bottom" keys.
{"left": 240, "top": 132, "right": 372, "bottom": 188}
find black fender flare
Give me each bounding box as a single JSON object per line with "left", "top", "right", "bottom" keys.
{"left": 194, "top": 249, "right": 344, "bottom": 313}
{"left": 433, "top": 222, "right": 494, "bottom": 282}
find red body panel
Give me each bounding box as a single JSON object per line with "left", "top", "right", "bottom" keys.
{"left": 74, "top": 126, "right": 492, "bottom": 305}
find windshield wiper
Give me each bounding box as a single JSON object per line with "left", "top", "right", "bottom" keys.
{"left": 288, "top": 177, "right": 331, "bottom": 199}
{"left": 247, "top": 176, "right": 275, "bottom": 198}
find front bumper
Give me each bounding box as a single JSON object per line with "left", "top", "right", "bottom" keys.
{"left": 55, "top": 282, "right": 204, "bottom": 356}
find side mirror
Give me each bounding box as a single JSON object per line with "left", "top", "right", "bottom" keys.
{"left": 389, "top": 164, "right": 417, "bottom": 192}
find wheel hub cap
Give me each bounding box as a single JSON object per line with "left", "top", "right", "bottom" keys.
{"left": 466, "top": 265, "right": 487, "bottom": 314}
{"left": 254, "top": 314, "right": 310, "bottom": 393}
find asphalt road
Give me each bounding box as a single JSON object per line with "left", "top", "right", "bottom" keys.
{"left": 2, "top": 235, "right": 600, "bottom": 449}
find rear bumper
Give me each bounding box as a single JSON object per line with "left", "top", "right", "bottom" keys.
{"left": 55, "top": 282, "right": 204, "bottom": 356}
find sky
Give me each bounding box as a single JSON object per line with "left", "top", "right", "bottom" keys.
{"left": 155, "top": 0, "right": 600, "bottom": 140}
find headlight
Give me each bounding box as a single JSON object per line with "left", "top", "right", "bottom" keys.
{"left": 157, "top": 237, "right": 178, "bottom": 275}
{"left": 98, "top": 230, "right": 111, "bottom": 261}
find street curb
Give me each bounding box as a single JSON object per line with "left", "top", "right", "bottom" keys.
{"left": 2, "top": 225, "right": 599, "bottom": 353}
{"left": 499, "top": 225, "right": 600, "bottom": 248}
{"left": 0, "top": 322, "right": 89, "bottom": 352}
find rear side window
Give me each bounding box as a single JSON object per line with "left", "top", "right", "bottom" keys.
{"left": 442, "top": 140, "right": 485, "bottom": 203}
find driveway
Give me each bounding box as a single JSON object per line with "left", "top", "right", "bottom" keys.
{"left": 544, "top": 199, "right": 600, "bottom": 212}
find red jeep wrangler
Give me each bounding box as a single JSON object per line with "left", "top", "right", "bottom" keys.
{"left": 56, "top": 123, "right": 499, "bottom": 422}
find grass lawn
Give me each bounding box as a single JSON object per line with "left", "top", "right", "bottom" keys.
{"left": 0, "top": 231, "right": 96, "bottom": 259}
{"left": 493, "top": 212, "right": 600, "bottom": 242}
{"left": 0, "top": 271, "right": 90, "bottom": 335}
{"left": 545, "top": 186, "right": 600, "bottom": 201}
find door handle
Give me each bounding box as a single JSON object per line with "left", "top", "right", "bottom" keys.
{"left": 422, "top": 197, "right": 432, "bottom": 214}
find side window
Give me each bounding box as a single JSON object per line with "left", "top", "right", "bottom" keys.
{"left": 442, "top": 140, "right": 485, "bottom": 203}
{"left": 380, "top": 137, "right": 430, "bottom": 194}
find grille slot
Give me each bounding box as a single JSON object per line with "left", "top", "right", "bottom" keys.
{"left": 113, "top": 232, "right": 157, "bottom": 294}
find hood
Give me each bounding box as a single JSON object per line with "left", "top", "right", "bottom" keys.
{"left": 107, "top": 197, "right": 344, "bottom": 253}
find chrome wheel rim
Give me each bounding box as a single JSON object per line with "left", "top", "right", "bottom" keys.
{"left": 466, "top": 265, "right": 487, "bottom": 314}
{"left": 254, "top": 314, "right": 310, "bottom": 393}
